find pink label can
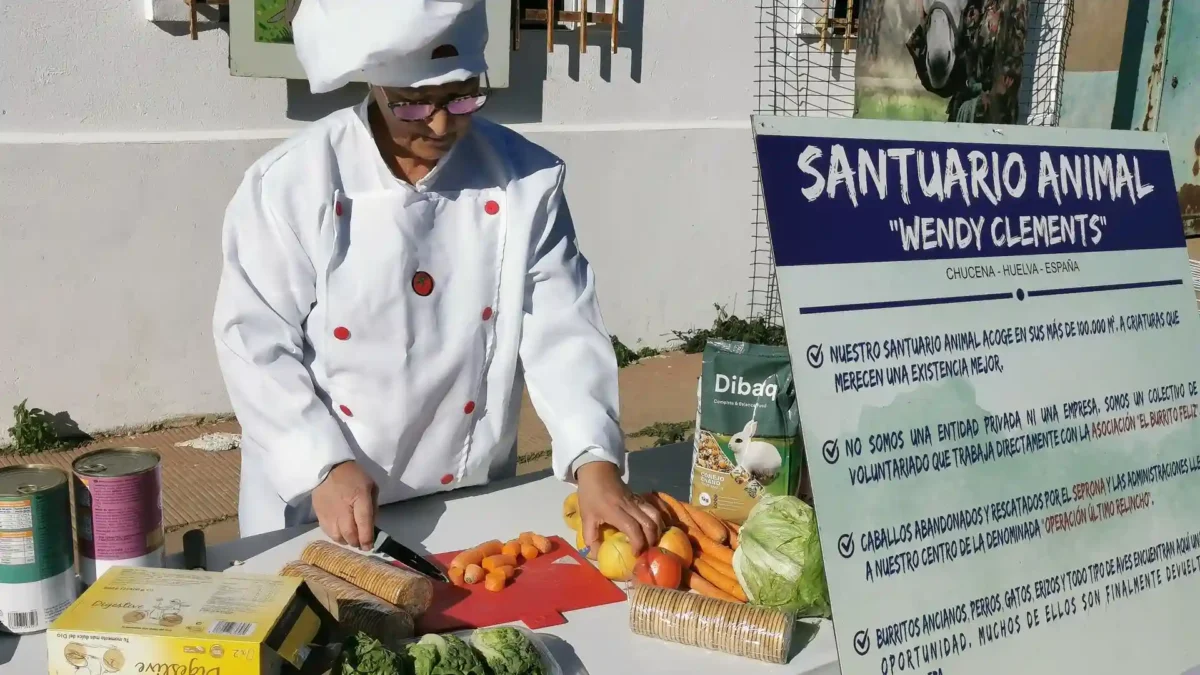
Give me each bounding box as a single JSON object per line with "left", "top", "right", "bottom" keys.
{"left": 72, "top": 448, "right": 165, "bottom": 585}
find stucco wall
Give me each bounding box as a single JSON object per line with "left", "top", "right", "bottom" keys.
{"left": 0, "top": 0, "right": 757, "bottom": 438}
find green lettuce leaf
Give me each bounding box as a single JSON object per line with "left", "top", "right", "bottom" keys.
{"left": 732, "top": 495, "right": 832, "bottom": 618}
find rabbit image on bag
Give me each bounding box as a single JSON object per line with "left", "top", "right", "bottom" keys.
{"left": 728, "top": 420, "right": 782, "bottom": 485}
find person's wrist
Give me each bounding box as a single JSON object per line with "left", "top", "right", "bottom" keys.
{"left": 575, "top": 459, "right": 619, "bottom": 484}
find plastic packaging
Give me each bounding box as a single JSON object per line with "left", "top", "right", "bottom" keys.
{"left": 628, "top": 584, "right": 795, "bottom": 664}
{"left": 396, "top": 625, "right": 565, "bottom": 675}
{"left": 300, "top": 540, "right": 434, "bottom": 616}
{"left": 280, "top": 560, "right": 415, "bottom": 641}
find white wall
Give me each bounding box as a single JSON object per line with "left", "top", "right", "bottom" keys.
{"left": 0, "top": 0, "right": 756, "bottom": 438}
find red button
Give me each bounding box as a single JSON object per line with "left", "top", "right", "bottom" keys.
{"left": 411, "top": 271, "right": 435, "bottom": 297}
{"left": 335, "top": 201, "right": 343, "bottom": 216}
{"left": 484, "top": 200, "right": 500, "bottom": 216}
{"left": 463, "top": 401, "right": 476, "bottom": 414}
{"left": 333, "top": 326, "right": 351, "bottom": 340}
{"left": 481, "top": 307, "right": 494, "bottom": 321}
{"left": 339, "top": 405, "right": 353, "bottom": 417}
{"left": 440, "top": 474, "right": 454, "bottom": 485}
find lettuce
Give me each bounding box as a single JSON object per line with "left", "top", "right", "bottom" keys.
{"left": 732, "top": 495, "right": 831, "bottom": 617}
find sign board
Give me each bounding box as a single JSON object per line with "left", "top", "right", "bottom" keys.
{"left": 754, "top": 115, "right": 1200, "bottom": 675}
{"left": 229, "top": 0, "right": 511, "bottom": 88}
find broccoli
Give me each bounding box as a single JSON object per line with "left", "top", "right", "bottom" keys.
{"left": 406, "top": 633, "right": 488, "bottom": 675}
{"left": 469, "top": 627, "right": 546, "bottom": 675}
{"left": 340, "top": 632, "right": 411, "bottom": 675}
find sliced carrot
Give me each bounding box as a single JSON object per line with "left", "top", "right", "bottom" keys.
{"left": 482, "top": 554, "right": 518, "bottom": 571}
{"left": 484, "top": 571, "right": 507, "bottom": 592}
{"left": 693, "top": 558, "right": 747, "bottom": 602}
{"left": 656, "top": 493, "right": 699, "bottom": 531}
{"left": 518, "top": 532, "right": 536, "bottom": 545}
{"left": 447, "top": 566, "right": 466, "bottom": 587}
{"left": 493, "top": 565, "right": 516, "bottom": 580}
{"left": 520, "top": 543, "right": 540, "bottom": 561}
{"left": 684, "top": 504, "right": 729, "bottom": 544}
{"left": 684, "top": 569, "right": 740, "bottom": 603}
{"left": 449, "top": 548, "right": 485, "bottom": 570}
{"left": 530, "top": 534, "right": 553, "bottom": 554}
{"left": 463, "top": 564, "right": 485, "bottom": 585}
{"left": 502, "top": 540, "right": 522, "bottom": 558}
{"left": 688, "top": 533, "right": 734, "bottom": 566}
{"left": 475, "top": 540, "right": 504, "bottom": 558}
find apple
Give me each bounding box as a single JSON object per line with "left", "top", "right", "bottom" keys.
{"left": 632, "top": 547, "right": 684, "bottom": 589}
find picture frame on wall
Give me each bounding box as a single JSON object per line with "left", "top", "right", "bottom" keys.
{"left": 229, "top": 0, "right": 511, "bottom": 87}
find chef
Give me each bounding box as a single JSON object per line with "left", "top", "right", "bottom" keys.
{"left": 212, "top": 0, "right": 664, "bottom": 555}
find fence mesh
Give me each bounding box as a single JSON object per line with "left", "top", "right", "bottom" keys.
{"left": 748, "top": 0, "right": 1075, "bottom": 325}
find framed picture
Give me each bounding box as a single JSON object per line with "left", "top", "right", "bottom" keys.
{"left": 229, "top": 0, "right": 511, "bottom": 87}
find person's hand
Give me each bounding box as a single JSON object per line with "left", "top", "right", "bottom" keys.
{"left": 575, "top": 461, "right": 665, "bottom": 556}
{"left": 312, "top": 461, "right": 378, "bottom": 550}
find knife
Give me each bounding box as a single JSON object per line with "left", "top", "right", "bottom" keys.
{"left": 372, "top": 527, "right": 449, "bottom": 583}
{"left": 183, "top": 529, "right": 207, "bottom": 571}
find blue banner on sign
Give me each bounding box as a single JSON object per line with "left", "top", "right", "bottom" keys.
{"left": 755, "top": 134, "right": 1186, "bottom": 268}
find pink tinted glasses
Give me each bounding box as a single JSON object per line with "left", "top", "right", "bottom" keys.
{"left": 387, "top": 93, "right": 489, "bottom": 122}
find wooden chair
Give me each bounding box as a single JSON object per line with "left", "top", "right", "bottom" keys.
{"left": 187, "top": 0, "right": 228, "bottom": 40}
{"left": 513, "top": 0, "right": 620, "bottom": 54}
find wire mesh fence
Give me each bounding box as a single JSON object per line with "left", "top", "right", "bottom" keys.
{"left": 748, "top": 0, "right": 1075, "bottom": 325}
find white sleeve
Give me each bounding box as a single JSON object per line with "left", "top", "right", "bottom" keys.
{"left": 518, "top": 165, "right": 627, "bottom": 481}
{"left": 212, "top": 171, "right": 355, "bottom": 504}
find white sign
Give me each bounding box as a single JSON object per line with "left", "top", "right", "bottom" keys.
{"left": 756, "top": 115, "right": 1200, "bottom": 675}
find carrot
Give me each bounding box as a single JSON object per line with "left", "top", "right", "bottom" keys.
{"left": 684, "top": 503, "right": 729, "bottom": 544}
{"left": 493, "top": 565, "right": 516, "bottom": 580}
{"left": 447, "top": 567, "right": 466, "bottom": 586}
{"left": 530, "top": 534, "right": 553, "bottom": 554}
{"left": 484, "top": 571, "right": 507, "bottom": 592}
{"left": 688, "top": 534, "right": 734, "bottom": 566}
{"left": 475, "top": 540, "right": 504, "bottom": 557}
{"left": 518, "top": 532, "right": 535, "bottom": 545}
{"left": 684, "top": 569, "right": 740, "bottom": 603}
{"left": 656, "top": 492, "right": 699, "bottom": 531}
{"left": 449, "top": 548, "right": 485, "bottom": 570}
{"left": 725, "top": 522, "right": 740, "bottom": 549}
{"left": 520, "top": 544, "right": 540, "bottom": 561}
{"left": 502, "top": 540, "right": 522, "bottom": 558}
{"left": 482, "top": 554, "right": 518, "bottom": 571}
{"left": 697, "top": 552, "right": 737, "bottom": 581}
{"left": 693, "top": 558, "right": 747, "bottom": 602}
{"left": 463, "top": 564, "right": 485, "bottom": 585}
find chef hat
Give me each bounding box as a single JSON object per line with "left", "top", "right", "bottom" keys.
{"left": 293, "top": 0, "right": 489, "bottom": 94}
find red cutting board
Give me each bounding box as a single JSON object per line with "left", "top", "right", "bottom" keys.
{"left": 402, "top": 536, "right": 627, "bottom": 633}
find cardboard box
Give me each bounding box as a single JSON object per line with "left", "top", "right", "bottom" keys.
{"left": 47, "top": 566, "right": 337, "bottom": 675}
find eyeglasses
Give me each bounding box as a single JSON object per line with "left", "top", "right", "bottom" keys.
{"left": 387, "top": 93, "right": 489, "bottom": 122}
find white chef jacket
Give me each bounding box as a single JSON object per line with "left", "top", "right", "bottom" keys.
{"left": 213, "top": 100, "right": 625, "bottom": 536}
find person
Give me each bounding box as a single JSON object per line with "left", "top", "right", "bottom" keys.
{"left": 212, "top": 0, "right": 663, "bottom": 555}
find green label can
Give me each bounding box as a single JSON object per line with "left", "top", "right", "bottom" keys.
{"left": 0, "top": 464, "right": 78, "bottom": 634}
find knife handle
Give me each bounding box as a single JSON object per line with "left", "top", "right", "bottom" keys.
{"left": 183, "top": 529, "right": 207, "bottom": 571}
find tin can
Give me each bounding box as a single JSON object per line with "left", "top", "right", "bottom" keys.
{"left": 0, "top": 464, "right": 77, "bottom": 634}
{"left": 72, "top": 448, "right": 165, "bottom": 586}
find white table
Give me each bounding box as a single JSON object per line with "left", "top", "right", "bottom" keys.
{"left": 0, "top": 445, "right": 842, "bottom": 674}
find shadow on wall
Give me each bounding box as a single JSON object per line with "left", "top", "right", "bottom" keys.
{"left": 283, "top": 0, "right": 646, "bottom": 124}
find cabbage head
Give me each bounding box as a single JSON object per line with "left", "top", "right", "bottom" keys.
{"left": 406, "top": 634, "right": 487, "bottom": 675}
{"left": 732, "top": 495, "right": 831, "bottom": 618}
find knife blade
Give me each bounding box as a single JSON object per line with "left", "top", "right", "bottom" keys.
{"left": 372, "top": 527, "right": 449, "bottom": 583}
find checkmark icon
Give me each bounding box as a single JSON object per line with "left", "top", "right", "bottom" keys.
{"left": 838, "top": 533, "right": 855, "bottom": 559}
{"left": 806, "top": 344, "right": 824, "bottom": 369}
{"left": 821, "top": 439, "right": 839, "bottom": 465}
{"left": 853, "top": 630, "right": 870, "bottom": 656}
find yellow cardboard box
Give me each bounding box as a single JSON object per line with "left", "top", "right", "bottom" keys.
{"left": 48, "top": 566, "right": 336, "bottom": 675}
